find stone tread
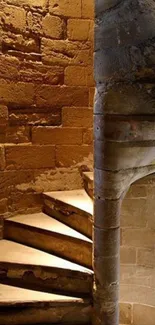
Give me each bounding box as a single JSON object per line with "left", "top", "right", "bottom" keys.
{"left": 83, "top": 172, "right": 94, "bottom": 182}
{"left": 44, "top": 189, "right": 93, "bottom": 215}
{"left": 8, "top": 212, "right": 92, "bottom": 243}
{"left": 0, "top": 284, "right": 84, "bottom": 305}
{"left": 0, "top": 240, "right": 92, "bottom": 274}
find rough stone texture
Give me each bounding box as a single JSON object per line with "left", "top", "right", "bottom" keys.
{"left": 3, "top": 5, "right": 27, "bottom": 31}
{"left": 32, "top": 127, "right": 83, "bottom": 145}
{"left": 0, "top": 146, "right": 5, "bottom": 170}
{"left": 82, "top": 0, "right": 94, "bottom": 18}
{"left": 49, "top": 0, "right": 81, "bottom": 18}
{"left": 133, "top": 304, "right": 155, "bottom": 325}
{"left": 41, "top": 38, "right": 93, "bottom": 67}
{"left": 0, "top": 0, "right": 94, "bottom": 218}
{"left": 35, "top": 85, "right": 89, "bottom": 108}
{"left": 5, "top": 145, "right": 55, "bottom": 170}
{"left": 42, "top": 14, "right": 64, "bottom": 39}
{"left": 94, "top": 0, "right": 155, "bottom": 324}
{"left": 62, "top": 107, "right": 93, "bottom": 128}
{"left": 5, "top": 0, "right": 47, "bottom": 9}
{"left": 56, "top": 145, "right": 93, "bottom": 168}
{"left": 64, "top": 66, "right": 94, "bottom": 86}
{"left": 119, "top": 303, "right": 132, "bottom": 325}
{"left": 67, "top": 19, "right": 93, "bottom": 41}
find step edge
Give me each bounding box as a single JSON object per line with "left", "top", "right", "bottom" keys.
{"left": 4, "top": 219, "right": 92, "bottom": 245}
{"left": 43, "top": 193, "right": 93, "bottom": 218}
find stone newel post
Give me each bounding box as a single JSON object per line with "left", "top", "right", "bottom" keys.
{"left": 93, "top": 0, "right": 155, "bottom": 324}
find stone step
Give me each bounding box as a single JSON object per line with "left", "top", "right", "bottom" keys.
{"left": 4, "top": 213, "right": 92, "bottom": 268}
{"left": 43, "top": 190, "right": 93, "bottom": 238}
{"left": 82, "top": 172, "right": 94, "bottom": 199}
{"left": 0, "top": 240, "right": 93, "bottom": 296}
{"left": 0, "top": 283, "right": 91, "bottom": 325}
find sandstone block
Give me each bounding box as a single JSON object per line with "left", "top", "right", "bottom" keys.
{"left": 144, "top": 197, "right": 155, "bottom": 229}
{"left": 64, "top": 66, "right": 94, "bottom": 86}
{"left": 122, "top": 228, "right": 155, "bottom": 248}
{"left": 126, "top": 184, "right": 147, "bottom": 198}
{"left": 0, "top": 105, "right": 8, "bottom": 129}
{"left": 65, "top": 66, "right": 86, "bottom": 86}
{"left": 32, "top": 127, "right": 83, "bottom": 145}
{"left": 0, "top": 198, "right": 8, "bottom": 215}
{"left": 19, "top": 62, "right": 64, "bottom": 85}
{"left": 41, "top": 38, "right": 92, "bottom": 66}
{"left": 120, "top": 246, "right": 136, "bottom": 264}
{"left": 5, "top": 126, "right": 30, "bottom": 144}
{"left": 27, "top": 11, "right": 42, "bottom": 34}
{"left": 49, "top": 0, "right": 81, "bottom": 17}
{"left": 9, "top": 108, "right": 61, "bottom": 126}
{"left": 62, "top": 107, "right": 93, "bottom": 127}
{"left": 3, "top": 5, "right": 26, "bottom": 31}
{"left": 89, "top": 87, "right": 95, "bottom": 106}
{"left": 42, "top": 14, "right": 63, "bottom": 39}
{"left": 0, "top": 227, "right": 3, "bottom": 239}
{"left": 120, "top": 302, "right": 132, "bottom": 325}
{"left": 0, "top": 146, "right": 5, "bottom": 170}
{"left": 67, "top": 19, "right": 93, "bottom": 41}
{"left": 1, "top": 168, "right": 49, "bottom": 194}
{"left": 87, "top": 66, "right": 95, "bottom": 86}
{"left": 137, "top": 248, "right": 155, "bottom": 267}
{"left": 5, "top": 145, "right": 55, "bottom": 169}
{"left": 1, "top": 32, "right": 40, "bottom": 54}
{"left": 56, "top": 145, "right": 92, "bottom": 167}
{"left": 4, "top": 51, "right": 41, "bottom": 62}
{"left": 120, "top": 284, "right": 155, "bottom": 306}
{"left": 121, "top": 198, "right": 147, "bottom": 228}
{"left": 0, "top": 55, "right": 19, "bottom": 80}
{"left": 8, "top": 191, "right": 42, "bottom": 214}
{"left": 35, "top": 85, "right": 89, "bottom": 108}
{"left": 5, "top": 0, "right": 47, "bottom": 9}
{"left": 0, "top": 80, "right": 34, "bottom": 106}
{"left": 83, "top": 129, "right": 93, "bottom": 144}
{"left": 0, "top": 169, "right": 35, "bottom": 200}
{"left": 82, "top": 0, "right": 94, "bottom": 18}
{"left": 133, "top": 304, "right": 155, "bottom": 325}
{"left": 120, "top": 265, "right": 151, "bottom": 287}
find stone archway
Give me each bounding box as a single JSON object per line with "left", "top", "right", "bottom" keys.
{"left": 120, "top": 174, "right": 155, "bottom": 325}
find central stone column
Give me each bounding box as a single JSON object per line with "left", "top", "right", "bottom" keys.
{"left": 93, "top": 0, "right": 155, "bottom": 324}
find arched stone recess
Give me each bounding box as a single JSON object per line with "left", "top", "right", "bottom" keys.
{"left": 120, "top": 174, "right": 155, "bottom": 325}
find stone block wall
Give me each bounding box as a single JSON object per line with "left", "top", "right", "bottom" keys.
{"left": 120, "top": 174, "right": 155, "bottom": 323}
{"left": 0, "top": 0, "right": 94, "bottom": 232}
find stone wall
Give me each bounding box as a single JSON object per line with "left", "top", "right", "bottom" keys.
{"left": 0, "top": 0, "right": 94, "bottom": 232}
{"left": 120, "top": 302, "right": 155, "bottom": 325}
{"left": 120, "top": 174, "right": 155, "bottom": 323}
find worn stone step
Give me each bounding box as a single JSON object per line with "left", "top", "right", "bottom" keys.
{"left": 0, "top": 283, "right": 91, "bottom": 325}
{"left": 43, "top": 190, "right": 93, "bottom": 238}
{"left": 4, "top": 213, "right": 92, "bottom": 268}
{"left": 0, "top": 240, "right": 93, "bottom": 296}
{"left": 82, "top": 172, "right": 94, "bottom": 199}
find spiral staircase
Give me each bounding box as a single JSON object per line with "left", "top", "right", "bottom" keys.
{"left": 0, "top": 173, "right": 93, "bottom": 325}
{"left": 0, "top": 172, "right": 144, "bottom": 325}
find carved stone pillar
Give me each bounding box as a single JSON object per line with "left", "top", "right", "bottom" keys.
{"left": 93, "top": 1, "right": 155, "bottom": 324}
